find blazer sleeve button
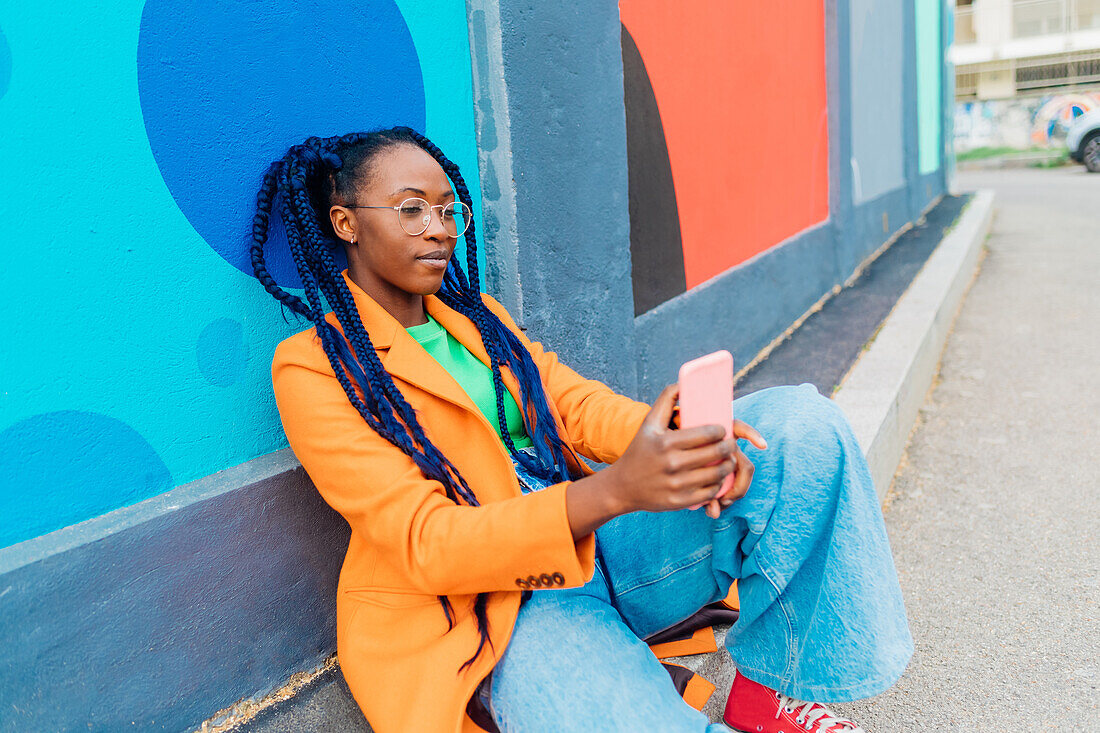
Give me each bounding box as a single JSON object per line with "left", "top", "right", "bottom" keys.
{"left": 539, "top": 573, "right": 553, "bottom": 588}
{"left": 551, "top": 572, "right": 565, "bottom": 586}
{"left": 515, "top": 578, "right": 529, "bottom": 590}
{"left": 526, "top": 574, "right": 540, "bottom": 589}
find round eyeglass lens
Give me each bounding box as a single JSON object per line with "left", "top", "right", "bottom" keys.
{"left": 395, "top": 198, "right": 472, "bottom": 237}
{"left": 397, "top": 198, "right": 432, "bottom": 236}
{"left": 443, "top": 201, "right": 472, "bottom": 238}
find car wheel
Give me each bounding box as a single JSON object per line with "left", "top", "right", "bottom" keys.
{"left": 1083, "top": 132, "right": 1100, "bottom": 173}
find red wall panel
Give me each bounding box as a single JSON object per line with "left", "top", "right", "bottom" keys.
{"left": 620, "top": 1, "right": 830, "bottom": 290}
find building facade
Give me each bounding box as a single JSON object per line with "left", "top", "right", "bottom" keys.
{"left": 954, "top": 0, "right": 1100, "bottom": 99}
{"left": 952, "top": 0, "right": 1100, "bottom": 148}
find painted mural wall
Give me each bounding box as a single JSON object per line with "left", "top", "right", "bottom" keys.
{"left": 0, "top": 0, "right": 953, "bottom": 550}
{"left": 850, "top": 0, "right": 906, "bottom": 203}
{"left": 620, "top": 0, "right": 831, "bottom": 315}
{"left": 620, "top": 0, "right": 948, "bottom": 317}
{"left": 0, "top": 0, "right": 482, "bottom": 549}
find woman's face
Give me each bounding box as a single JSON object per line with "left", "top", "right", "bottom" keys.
{"left": 330, "top": 144, "right": 458, "bottom": 306}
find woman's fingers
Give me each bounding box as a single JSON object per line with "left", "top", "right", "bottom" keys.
{"left": 624, "top": 390, "right": 765, "bottom": 516}
{"left": 666, "top": 424, "right": 727, "bottom": 450}
{"left": 705, "top": 446, "right": 756, "bottom": 517}
{"left": 641, "top": 384, "right": 680, "bottom": 433}
{"left": 733, "top": 419, "right": 768, "bottom": 450}
{"left": 729, "top": 450, "right": 755, "bottom": 499}
{"left": 677, "top": 460, "right": 734, "bottom": 503}
{"left": 665, "top": 439, "right": 732, "bottom": 472}
{"left": 671, "top": 419, "right": 765, "bottom": 453}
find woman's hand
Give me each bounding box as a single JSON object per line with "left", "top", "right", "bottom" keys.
{"left": 699, "top": 419, "right": 767, "bottom": 518}
{"left": 604, "top": 384, "right": 767, "bottom": 516}
{"left": 565, "top": 384, "right": 767, "bottom": 540}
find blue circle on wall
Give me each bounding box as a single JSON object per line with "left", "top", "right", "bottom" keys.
{"left": 0, "top": 27, "right": 11, "bottom": 102}
{"left": 197, "top": 318, "right": 249, "bottom": 387}
{"left": 137, "top": 0, "right": 426, "bottom": 288}
{"left": 0, "top": 411, "right": 172, "bottom": 548}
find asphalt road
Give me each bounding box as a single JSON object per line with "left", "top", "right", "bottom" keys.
{"left": 832, "top": 165, "right": 1100, "bottom": 731}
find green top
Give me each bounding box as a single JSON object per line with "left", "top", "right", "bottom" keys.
{"left": 406, "top": 315, "right": 533, "bottom": 449}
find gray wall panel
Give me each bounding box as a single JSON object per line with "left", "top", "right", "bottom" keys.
{"left": 0, "top": 452, "right": 346, "bottom": 732}
{"left": 635, "top": 224, "right": 838, "bottom": 402}
{"left": 850, "top": 0, "right": 906, "bottom": 204}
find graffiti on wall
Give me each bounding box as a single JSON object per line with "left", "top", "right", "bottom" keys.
{"left": 1031, "top": 93, "right": 1100, "bottom": 143}
{"left": 0, "top": 0, "right": 482, "bottom": 548}
{"left": 619, "top": 0, "right": 830, "bottom": 315}
{"left": 954, "top": 91, "right": 1100, "bottom": 151}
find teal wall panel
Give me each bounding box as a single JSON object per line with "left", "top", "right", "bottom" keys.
{"left": 916, "top": 0, "right": 943, "bottom": 175}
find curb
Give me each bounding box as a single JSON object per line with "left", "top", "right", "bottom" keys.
{"left": 833, "top": 189, "right": 995, "bottom": 501}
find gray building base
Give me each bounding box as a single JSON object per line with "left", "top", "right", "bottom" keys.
{"left": 0, "top": 452, "right": 347, "bottom": 732}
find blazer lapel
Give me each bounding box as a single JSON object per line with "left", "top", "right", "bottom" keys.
{"left": 383, "top": 331, "right": 485, "bottom": 416}
{"left": 426, "top": 295, "right": 527, "bottom": 413}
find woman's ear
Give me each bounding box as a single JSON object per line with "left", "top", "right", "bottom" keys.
{"left": 329, "top": 205, "right": 358, "bottom": 246}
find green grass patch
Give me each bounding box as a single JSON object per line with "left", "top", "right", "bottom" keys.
{"left": 1029, "top": 151, "right": 1070, "bottom": 168}
{"left": 955, "top": 145, "right": 1049, "bottom": 162}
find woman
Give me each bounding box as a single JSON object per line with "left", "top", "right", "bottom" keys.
{"left": 251, "top": 128, "right": 912, "bottom": 732}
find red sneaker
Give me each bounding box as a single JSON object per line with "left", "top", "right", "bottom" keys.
{"left": 723, "top": 671, "right": 866, "bottom": 733}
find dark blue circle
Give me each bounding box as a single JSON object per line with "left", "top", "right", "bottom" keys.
{"left": 137, "top": 0, "right": 426, "bottom": 288}
{"left": 197, "top": 318, "right": 249, "bottom": 387}
{"left": 0, "top": 27, "right": 11, "bottom": 102}
{"left": 0, "top": 411, "right": 172, "bottom": 547}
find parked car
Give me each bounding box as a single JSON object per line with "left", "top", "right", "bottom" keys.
{"left": 1066, "top": 110, "right": 1100, "bottom": 173}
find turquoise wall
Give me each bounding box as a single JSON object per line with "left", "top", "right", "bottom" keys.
{"left": 0, "top": 0, "right": 482, "bottom": 548}
{"left": 916, "top": 0, "right": 944, "bottom": 175}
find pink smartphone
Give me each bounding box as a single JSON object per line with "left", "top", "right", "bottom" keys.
{"left": 678, "top": 350, "right": 734, "bottom": 509}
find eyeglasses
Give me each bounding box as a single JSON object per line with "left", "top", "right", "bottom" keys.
{"left": 345, "top": 197, "right": 472, "bottom": 238}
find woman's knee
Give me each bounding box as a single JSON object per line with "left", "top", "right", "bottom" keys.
{"left": 740, "top": 384, "right": 852, "bottom": 458}
{"left": 732, "top": 384, "right": 872, "bottom": 522}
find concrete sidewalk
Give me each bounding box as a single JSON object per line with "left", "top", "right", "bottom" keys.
{"left": 834, "top": 166, "right": 1100, "bottom": 730}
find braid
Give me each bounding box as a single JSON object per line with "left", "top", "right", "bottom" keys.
{"left": 250, "top": 160, "right": 310, "bottom": 318}
{"left": 251, "top": 127, "right": 579, "bottom": 672}
{"left": 393, "top": 127, "right": 577, "bottom": 483}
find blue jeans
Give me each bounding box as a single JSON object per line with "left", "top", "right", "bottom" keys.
{"left": 488, "top": 385, "right": 913, "bottom": 732}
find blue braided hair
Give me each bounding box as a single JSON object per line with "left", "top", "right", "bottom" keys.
{"left": 250, "top": 127, "right": 578, "bottom": 671}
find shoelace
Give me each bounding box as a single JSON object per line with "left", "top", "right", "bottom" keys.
{"left": 775, "top": 693, "right": 865, "bottom": 732}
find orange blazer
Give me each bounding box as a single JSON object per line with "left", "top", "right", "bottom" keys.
{"left": 272, "top": 272, "right": 650, "bottom": 732}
